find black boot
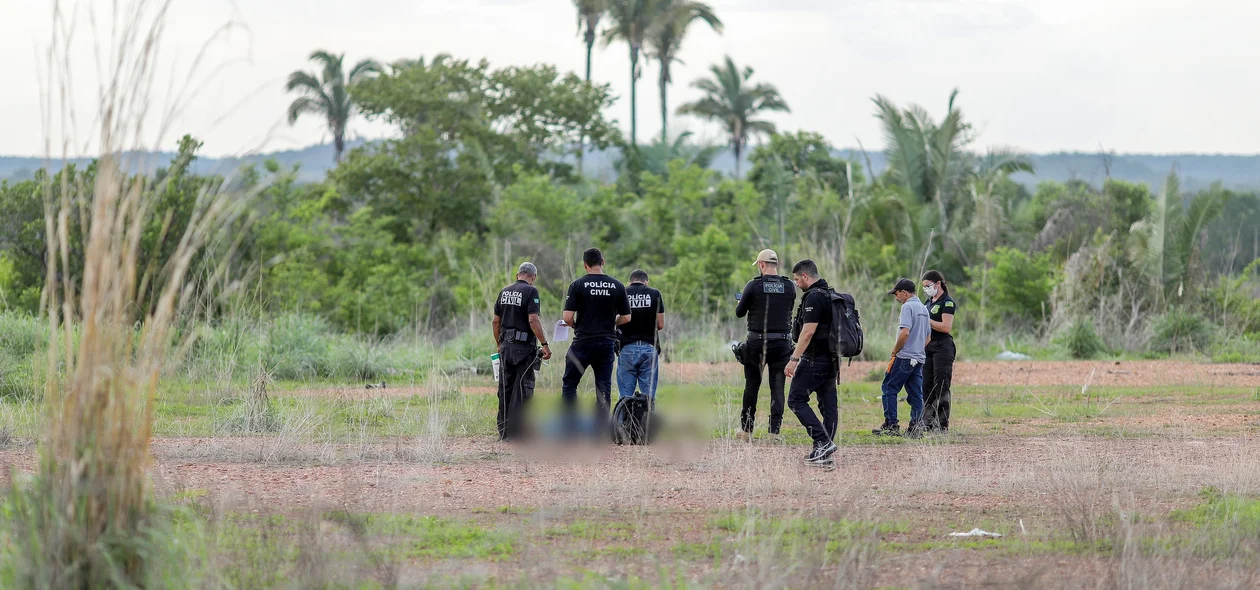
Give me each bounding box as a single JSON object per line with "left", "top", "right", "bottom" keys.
{"left": 871, "top": 422, "right": 901, "bottom": 437}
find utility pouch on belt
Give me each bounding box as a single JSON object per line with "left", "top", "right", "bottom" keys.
{"left": 731, "top": 341, "right": 749, "bottom": 365}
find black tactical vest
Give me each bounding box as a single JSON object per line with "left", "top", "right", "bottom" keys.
{"left": 743, "top": 275, "right": 796, "bottom": 334}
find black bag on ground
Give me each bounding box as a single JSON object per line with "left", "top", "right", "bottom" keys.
{"left": 825, "top": 289, "right": 864, "bottom": 361}
{"left": 611, "top": 395, "right": 656, "bottom": 445}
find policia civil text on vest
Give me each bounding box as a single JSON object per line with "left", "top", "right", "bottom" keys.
{"left": 491, "top": 262, "right": 552, "bottom": 441}
{"left": 734, "top": 249, "right": 797, "bottom": 437}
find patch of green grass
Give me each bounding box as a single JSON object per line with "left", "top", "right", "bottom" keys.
{"left": 215, "top": 513, "right": 303, "bottom": 589}
{"left": 569, "top": 545, "right": 649, "bottom": 560}
{"left": 1171, "top": 487, "right": 1260, "bottom": 529}
{"left": 670, "top": 540, "right": 723, "bottom": 561}
{"left": 325, "top": 512, "right": 517, "bottom": 560}
{"left": 545, "top": 520, "right": 636, "bottom": 541}
{"left": 553, "top": 570, "right": 700, "bottom": 590}
{"left": 713, "top": 512, "right": 909, "bottom": 539}
{"left": 884, "top": 537, "right": 1094, "bottom": 556}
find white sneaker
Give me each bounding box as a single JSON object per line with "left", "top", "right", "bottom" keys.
{"left": 805, "top": 441, "right": 837, "bottom": 464}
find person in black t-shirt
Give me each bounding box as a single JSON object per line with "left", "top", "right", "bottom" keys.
{"left": 784, "top": 259, "right": 838, "bottom": 466}
{"left": 561, "top": 248, "right": 632, "bottom": 430}
{"left": 734, "top": 249, "right": 797, "bottom": 440}
{"left": 617, "top": 270, "right": 665, "bottom": 402}
{"left": 921, "top": 270, "right": 956, "bottom": 433}
{"left": 492, "top": 262, "right": 552, "bottom": 441}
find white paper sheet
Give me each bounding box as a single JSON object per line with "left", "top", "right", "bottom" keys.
{"left": 553, "top": 320, "right": 571, "bottom": 343}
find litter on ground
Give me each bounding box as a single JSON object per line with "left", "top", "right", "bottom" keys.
{"left": 950, "top": 528, "right": 1003, "bottom": 538}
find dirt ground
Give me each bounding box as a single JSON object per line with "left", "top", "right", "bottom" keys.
{"left": 283, "top": 360, "right": 1260, "bottom": 399}
{"left": 2, "top": 434, "right": 1256, "bottom": 517}
{"left": 5, "top": 360, "right": 1258, "bottom": 588}
{"left": 665, "top": 359, "right": 1260, "bottom": 388}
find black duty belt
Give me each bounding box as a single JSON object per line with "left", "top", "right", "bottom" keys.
{"left": 506, "top": 329, "right": 536, "bottom": 344}
{"left": 748, "top": 332, "right": 791, "bottom": 341}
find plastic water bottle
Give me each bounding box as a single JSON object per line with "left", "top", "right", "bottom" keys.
{"left": 491, "top": 353, "right": 501, "bottom": 383}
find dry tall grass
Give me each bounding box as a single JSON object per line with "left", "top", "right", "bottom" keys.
{"left": 5, "top": 1, "right": 251, "bottom": 586}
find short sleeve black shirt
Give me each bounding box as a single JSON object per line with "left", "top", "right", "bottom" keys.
{"left": 564, "top": 273, "right": 631, "bottom": 342}
{"left": 926, "top": 293, "right": 956, "bottom": 340}
{"left": 619, "top": 283, "right": 664, "bottom": 345}
{"left": 795, "top": 279, "right": 834, "bottom": 357}
{"left": 494, "top": 280, "right": 541, "bottom": 342}
{"left": 735, "top": 275, "right": 796, "bottom": 334}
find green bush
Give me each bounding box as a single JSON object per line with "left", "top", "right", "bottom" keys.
{"left": 0, "top": 312, "right": 45, "bottom": 358}
{"left": 1151, "top": 310, "right": 1216, "bottom": 354}
{"left": 1210, "top": 334, "right": 1260, "bottom": 363}
{"left": 1055, "top": 318, "right": 1107, "bottom": 359}
{"left": 968, "top": 247, "right": 1056, "bottom": 327}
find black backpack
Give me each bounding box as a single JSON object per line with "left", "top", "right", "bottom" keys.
{"left": 611, "top": 395, "right": 656, "bottom": 445}
{"left": 826, "top": 289, "right": 864, "bottom": 361}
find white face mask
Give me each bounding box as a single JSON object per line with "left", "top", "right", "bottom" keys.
{"left": 924, "top": 284, "right": 938, "bottom": 297}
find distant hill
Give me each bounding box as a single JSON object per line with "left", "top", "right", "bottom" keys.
{"left": 3, "top": 142, "right": 1257, "bottom": 192}
{"left": 0, "top": 141, "right": 361, "bottom": 185}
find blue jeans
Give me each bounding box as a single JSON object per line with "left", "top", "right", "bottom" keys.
{"left": 617, "top": 342, "right": 660, "bottom": 401}
{"left": 881, "top": 357, "right": 924, "bottom": 425}
{"left": 562, "top": 338, "right": 617, "bottom": 421}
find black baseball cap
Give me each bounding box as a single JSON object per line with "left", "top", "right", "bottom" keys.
{"left": 887, "top": 278, "right": 916, "bottom": 295}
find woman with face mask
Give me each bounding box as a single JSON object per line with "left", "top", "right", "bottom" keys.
{"left": 921, "top": 270, "right": 956, "bottom": 433}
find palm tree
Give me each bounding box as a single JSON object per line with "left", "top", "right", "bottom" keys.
{"left": 603, "top": 0, "right": 669, "bottom": 148}
{"left": 873, "top": 89, "right": 973, "bottom": 258}
{"left": 969, "top": 147, "right": 1035, "bottom": 253}
{"left": 676, "top": 56, "right": 790, "bottom": 178}
{"left": 1131, "top": 173, "right": 1229, "bottom": 301}
{"left": 574, "top": 0, "right": 606, "bottom": 176}
{"left": 635, "top": 131, "right": 721, "bottom": 177}
{"left": 286, "top": 50, "right": 382, "bottom": 163}
{"left": 646, "top": 1, "right": 722, "bottom": 144}
{"left": 575, "top": 0, "right": 607, "bottom": 82}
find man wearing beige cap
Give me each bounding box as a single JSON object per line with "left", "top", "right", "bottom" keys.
{"left": 734, "top": 249, "right": 797, "bottom": 441}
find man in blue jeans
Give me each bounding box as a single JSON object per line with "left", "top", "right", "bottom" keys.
{"left": 561, "top": 248, "right": 632, "bottom": 435}
{"left": 617, "top": 270, "right": 665, "bottom": 401}
{"left": 873, "top": 278, "right": 930, "bottom": 438}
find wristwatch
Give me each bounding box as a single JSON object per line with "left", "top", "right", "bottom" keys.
{"left": 790, "top": 356, "right": 802, "bottom": 363}
{"left": 541, "top": 342, "right": 549, "bottom": 347}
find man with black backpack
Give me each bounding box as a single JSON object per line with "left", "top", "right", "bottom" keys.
{"left": 784, "top": 259, "right": 840, "bottom": 466}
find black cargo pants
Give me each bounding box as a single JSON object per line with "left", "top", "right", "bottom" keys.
{"left": 922, "top": 338, "right": 955, "bottom": 432}
{"left": 497, "top": 341, "right": 540, "bottom": 440}
{"left": 741, "top": 336, "right": 793, "bottom": 434}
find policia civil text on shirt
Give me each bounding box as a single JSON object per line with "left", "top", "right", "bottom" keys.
{"left": 921, "top": 270, "right": 956, "bottom": 433}
{"left": 617, "top": 269, "right": 665, "bottom": 401}
{"left": 491, "top": 262, "right": 553, "bottom": 441}
{"left": 734, "top": 249, "right": 796, "bottom": 438}
{"left": 873, "top": 278, "right": 930, "bottom": 438}
{"left": 783, "top": 259, "right": 839, "bottom": 466}
{"left": 561, "top": 248, "right": 632, "bottom": 433}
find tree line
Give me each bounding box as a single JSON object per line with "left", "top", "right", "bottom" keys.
{"left": 2, "top": 42, "right": 1258, "bottom": 358}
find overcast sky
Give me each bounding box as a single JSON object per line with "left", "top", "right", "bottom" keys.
{"left": 2, "top": 0, "right": 1257, "bottom": 157}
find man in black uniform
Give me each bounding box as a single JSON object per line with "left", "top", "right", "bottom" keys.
{"left": 561, "top": 248, "right": 632, "bottom": 431}
{"left": 784, "top": 259, "right": 839, "bottom": 466}
{"left": 617, "top": 269, "right": 665, "bottom": 401}
{"left": 734, "top": 249, "right": 797, "bottom": 440}
{"left": 492, "top": 262, "right": 552, "bottom": 441}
